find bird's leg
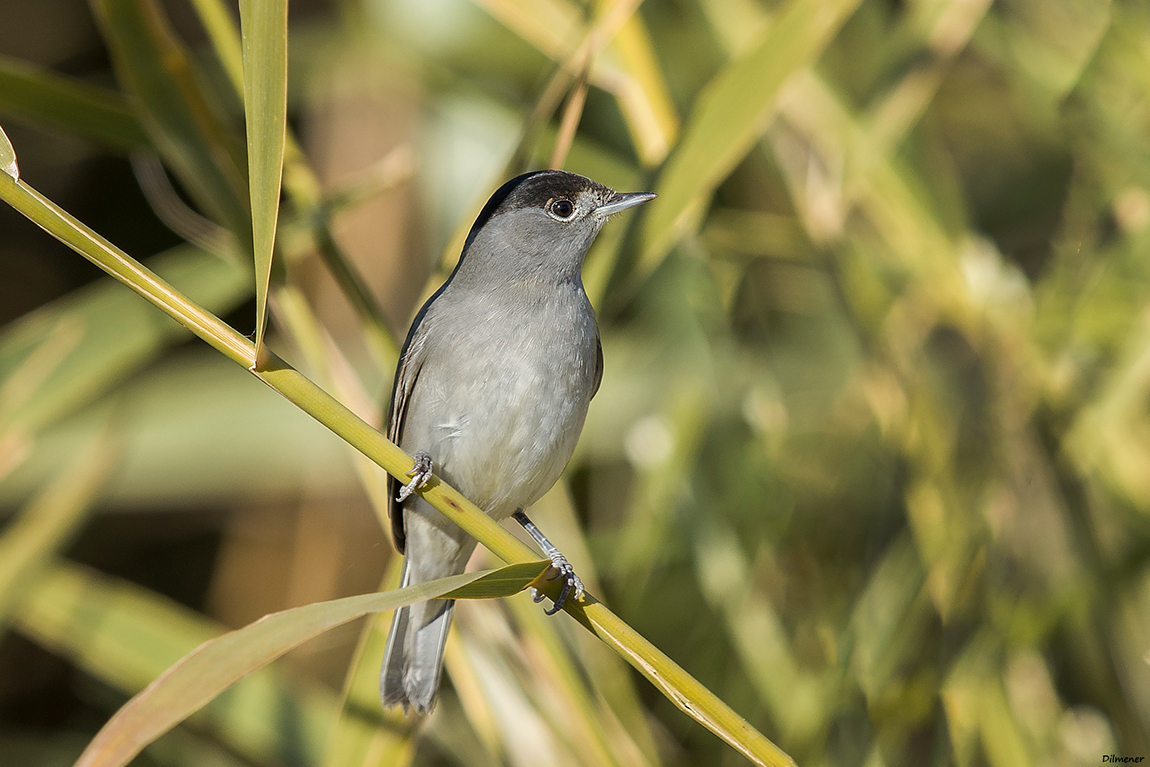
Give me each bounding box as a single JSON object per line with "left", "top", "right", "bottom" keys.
{"left": 512, "top": 509, "right": 584, "bottom": 615}
{"left": 396, "top": 451, "right": 433, "bottom": 502}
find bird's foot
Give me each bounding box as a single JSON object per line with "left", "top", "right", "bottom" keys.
{"left": 396, "top": 451, "right": 433, "bottom": 502}
{"left": 531, "top": 552, "right": 585, "bottom": 615}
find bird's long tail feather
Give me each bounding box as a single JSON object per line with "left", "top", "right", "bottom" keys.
{"left": 380, "top": 573, "right": 454, "bottom": 713}
{"left": 380, "top": 507, "right": 474, "bottom": 714}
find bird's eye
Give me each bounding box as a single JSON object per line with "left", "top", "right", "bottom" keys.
{"left": 549, "top": 198, "right": 575, "bottom": 219}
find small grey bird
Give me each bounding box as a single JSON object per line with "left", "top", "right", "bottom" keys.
{"left": 380, "top": 169, "right": 654, "bottom": 713}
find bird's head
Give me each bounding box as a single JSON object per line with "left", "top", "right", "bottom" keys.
{"left": 455, "top": 170, "right": 655, "bottom": 283}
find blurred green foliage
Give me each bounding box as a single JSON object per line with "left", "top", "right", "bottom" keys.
{"left": 2, "top": 0, "right": 1150, "bottom": 765}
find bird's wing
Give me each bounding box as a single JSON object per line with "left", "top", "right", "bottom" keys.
{"left": 385, "top": 304, "right": 435, "bottom": 554}
{"left": 591, "top": 332, "right": 603, "bottom": 399}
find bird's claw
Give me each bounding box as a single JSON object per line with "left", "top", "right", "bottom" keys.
{"left": 530, "top": 552, "right": 584, "bottom": 615}
{"left": 396, "top": 451, "right": 433, "bottom": 502}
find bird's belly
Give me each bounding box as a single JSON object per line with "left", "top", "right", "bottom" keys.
{"left": 410, "top": 337, "right": 595, "bottom": 518}
{"left": 448, "top": 393, "right": 583, "bottom": 513}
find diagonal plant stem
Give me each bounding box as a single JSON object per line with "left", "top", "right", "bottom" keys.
{"left": 0, "top": 167, "right": 796, "bottom": 767}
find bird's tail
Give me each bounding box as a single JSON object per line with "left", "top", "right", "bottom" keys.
{"left": 380, "top": 574, "right": 454, "bottom": 713}
{"left": 380, "top": 511, "right": 474, "bottom": 714}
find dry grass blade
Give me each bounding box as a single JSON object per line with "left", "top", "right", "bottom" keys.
{"left": 473, "top": 0, "right": 676, "bottom": 167}
{"left": 592, "top": 0, "right": 679, "bottom": 166}
{"left": 471, "top": 0, "right": 582, "bottom": 61}
{"left": 506, "top": 594, "right": 622, "bottom": 766}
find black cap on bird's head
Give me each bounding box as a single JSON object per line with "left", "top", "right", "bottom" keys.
{"left": 460, "top": 170, "right": 656, "bottom": 260}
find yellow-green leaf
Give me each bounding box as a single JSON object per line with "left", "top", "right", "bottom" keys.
{"left": 16, "top": 561, "right": 334, "bottom": 764}
{"left": 239, "top": 0, "right": 288, "bottom": 365}
{"left": 186, "top": 0, "right": 401, "bottom": 366}
{"left": 74, "top": 561, "right": 547, "bottom": 767}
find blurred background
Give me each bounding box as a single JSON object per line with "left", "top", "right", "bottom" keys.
{"left": 1, "top": 0, "right": 1149, "bottom": 765}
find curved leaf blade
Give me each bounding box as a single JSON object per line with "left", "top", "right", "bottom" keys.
{"left": 17, "top": 562, "right": 334, "bottom": 764}
{"left": 74, "top": 561, "right": 548, "bottom": 767}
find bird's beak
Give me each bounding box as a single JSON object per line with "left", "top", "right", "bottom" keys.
{"left": 597, "top": 191, "right": 657, "bottom": 217}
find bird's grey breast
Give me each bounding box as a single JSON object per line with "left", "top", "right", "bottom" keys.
{"left": 399, "top": 278, "right": 599, "bottom": 517}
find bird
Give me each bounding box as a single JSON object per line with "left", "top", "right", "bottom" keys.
{"left": 379, "top": 169, "right": 655, "bottom": 714}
